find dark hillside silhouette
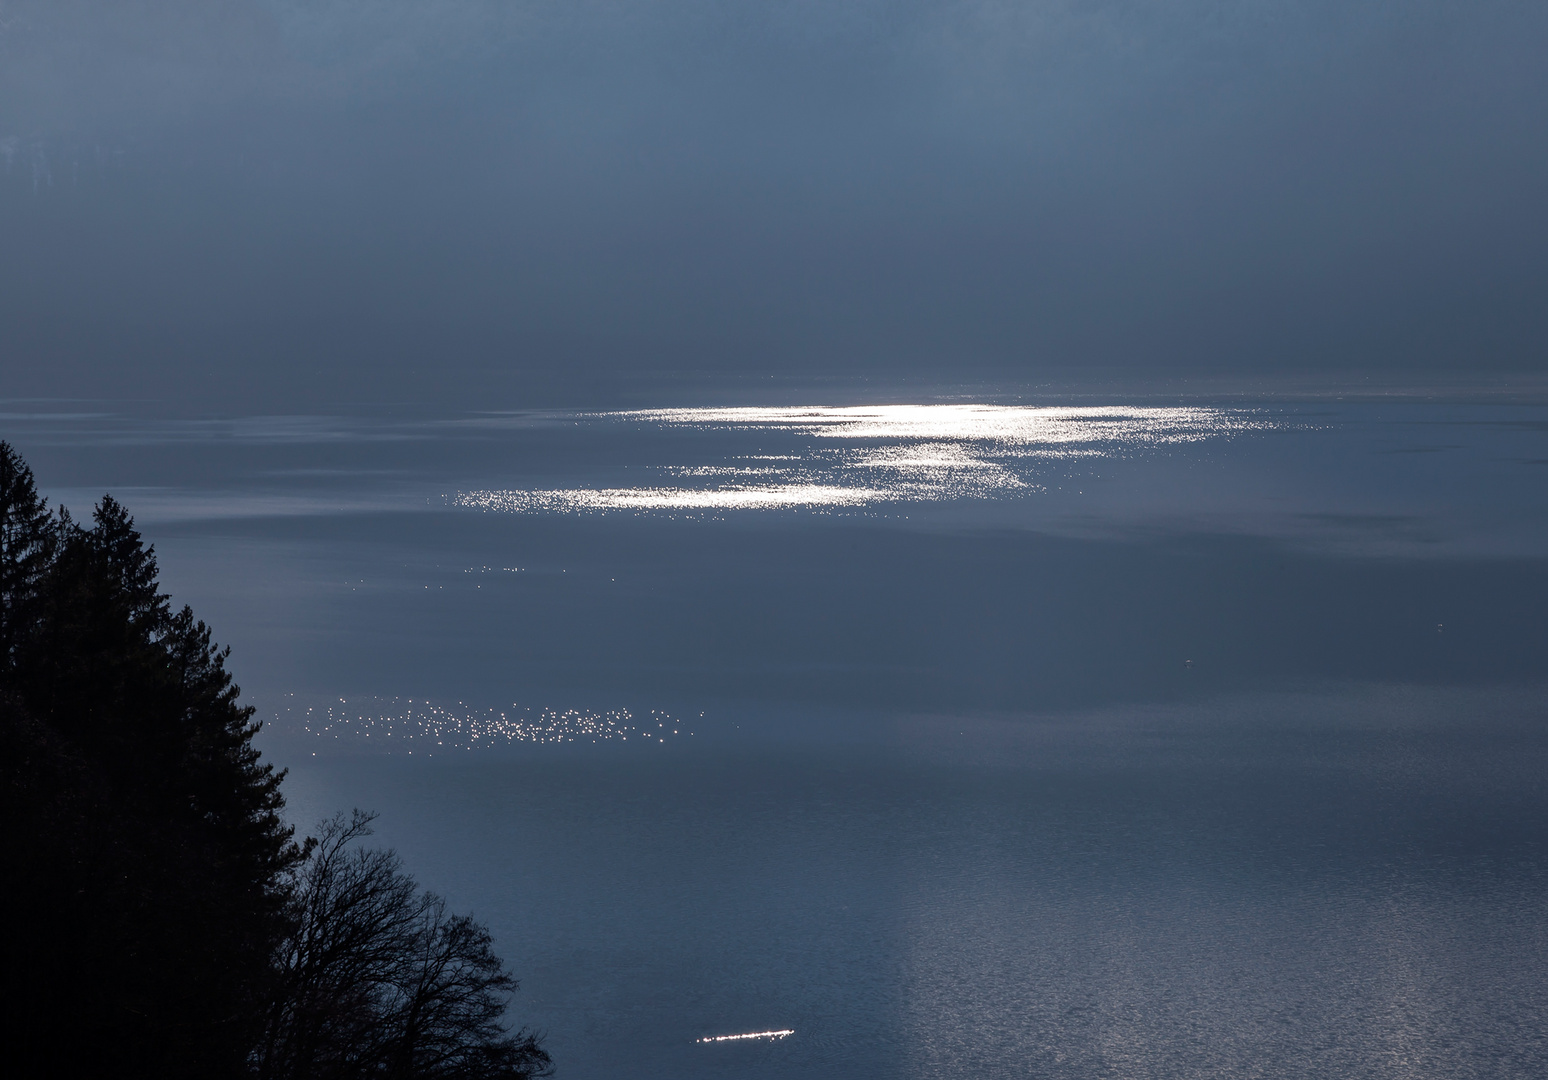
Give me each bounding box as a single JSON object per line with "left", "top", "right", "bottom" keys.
{"left": 0, "top": 442, "right": 546, "bottom": 1080}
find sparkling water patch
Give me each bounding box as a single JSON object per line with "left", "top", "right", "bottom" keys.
{"left": 449, "top": 403, "right": 1275, "bottom": 516}
{"left": 620, "top": 403, "right": 1263, "bottom": 445}
{"left": 272, "top": 695, "right": 695, "bottom": 752}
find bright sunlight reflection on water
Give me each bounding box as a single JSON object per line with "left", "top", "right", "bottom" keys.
{"left": 454, "top": 404, "right": 1271, "bottom": 514}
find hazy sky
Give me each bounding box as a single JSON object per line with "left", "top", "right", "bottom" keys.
{"left": 3, "top": 1, "right": 1545, "bottom": 406}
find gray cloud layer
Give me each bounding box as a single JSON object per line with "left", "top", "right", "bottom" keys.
{"left": 3, "top": 1, "right": 1545, "bottom": 405}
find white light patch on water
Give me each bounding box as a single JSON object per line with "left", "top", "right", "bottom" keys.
{"left": 451, "top": 403, "right": 1269, "bottom": 516}
{"left": 622, "top": 404, "right": 1256, "bottom": 445}
{"left": 696, "top": 1029, "right": 794, "bottom": 1044}
{"left": 841, "top": 441, "right": 1032, "bottom": 500}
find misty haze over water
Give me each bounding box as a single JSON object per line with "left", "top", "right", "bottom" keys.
{"left": 4, "top": 1, "right": 1547, "bottom": 407}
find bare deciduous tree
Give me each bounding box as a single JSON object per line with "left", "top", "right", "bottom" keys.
{"left": 257, "top": 811, "right": 549, "bottom": 1080}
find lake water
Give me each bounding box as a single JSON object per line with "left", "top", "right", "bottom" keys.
{"left": 8, "top": 389, "right": 1548, "bottom": 1077}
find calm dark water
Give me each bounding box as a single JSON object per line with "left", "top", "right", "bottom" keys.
{"left": 279, "top": 693, "right": 1548, "bottom": 1080}
{"left": 7, "top": 393, "right": 1548, "bottom": 1076}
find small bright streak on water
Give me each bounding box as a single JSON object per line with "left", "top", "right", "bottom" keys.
{"left": 696, "top": 1029, "right": 794, "bottom": 1044}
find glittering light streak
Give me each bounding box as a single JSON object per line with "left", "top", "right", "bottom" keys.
{"left": 455, "top": 484, "right": 882, "bottom": 513}
{"left": 696, "top": 1029, "right": 794, "bottom": 1044}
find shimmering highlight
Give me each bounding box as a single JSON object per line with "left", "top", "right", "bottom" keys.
{"left": 453, "top": 403, "right": 1269, "bottom": 516}
{"left": 275, "top": 695, "right": 692, "bottom": 752}
{"left": 622, "top": 404, "right": 1250, "bottom": 444}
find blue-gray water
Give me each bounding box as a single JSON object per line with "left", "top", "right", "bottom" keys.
{"left": 8, "top": 391, "right": 1548, "bottom": 1077}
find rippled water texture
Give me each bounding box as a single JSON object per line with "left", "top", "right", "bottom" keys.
{"left": 7, "top": 392, "right": 1548, "bottom": 1077}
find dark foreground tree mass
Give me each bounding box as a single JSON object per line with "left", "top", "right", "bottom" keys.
{"left": 0, "top": 442, "right": 548, "bottom": 1080}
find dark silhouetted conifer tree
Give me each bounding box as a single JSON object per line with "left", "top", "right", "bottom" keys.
{"left": 2, "top": 443, "right": 300, "bottom": 1079}
{"left": 0, "top": 442, "right": 545, "bottom": 1079}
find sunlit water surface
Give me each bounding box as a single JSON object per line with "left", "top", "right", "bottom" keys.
{"left": 7, "top": 394, "right": 1548, "bottom": 1077}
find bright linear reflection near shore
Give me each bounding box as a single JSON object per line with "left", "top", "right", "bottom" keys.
{"left": 453, "top": 404, "right": 1272, "bottom": 515}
